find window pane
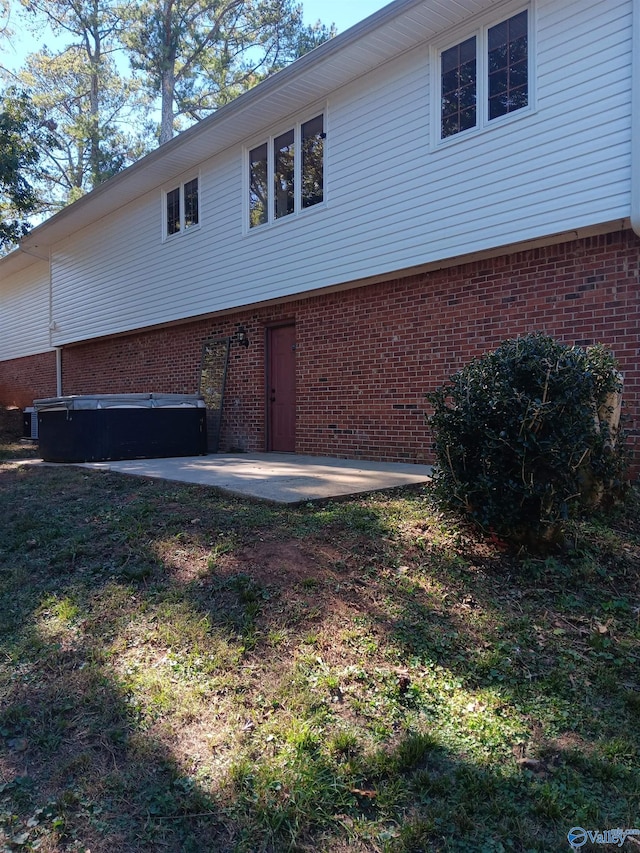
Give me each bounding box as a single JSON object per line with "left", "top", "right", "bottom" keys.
{"left": 441, "top": 37, "right": 477, "bottom": 138}
{"left": 488, "top": 11, "right": 528, "bottom": 121}
{"left": 489, "top": 68, "right": 508, "bottom": 97}
{"left": 302, "top": 115, "right": 324, "bottom": 208}
{"left": 249, "top": 143, "right": 268, "bottom": 227}
{"left": 274, "top": 129, "right": 295, "bottom": 219}
{"left": 459, "top": 104, "right": 476, "bottom": 133}
{"left": 488, "top": 42, "right": 508, "bottom": 74}
{"left": 166, "top": 187, "right": 180, "bottom": 235}
{"left": 508, "top": 9, "right": 528, "bottom": 40}
{"left": 509, "top": 61, "right": 528, "bottom": 89}
{"left": 184, "top": 178, "right": 199, "bottom": 228}
{"left": 488, "top": 20, "right": 508, "bottom": 54}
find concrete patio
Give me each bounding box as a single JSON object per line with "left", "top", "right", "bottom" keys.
{"left": 20, "top": 452, "right": 433, "bottom": 504}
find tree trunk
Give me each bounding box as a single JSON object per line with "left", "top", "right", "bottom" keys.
{"left": 159, "top": 63, "right": 176, "bottom": 144}
{"left": 159, "top": 0, "right": 177, "bottom": 144}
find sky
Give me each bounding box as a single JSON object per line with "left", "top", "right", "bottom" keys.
{"left": 301, "top": 0, "right": 390, "bottom": 32}
{"left": 2, "top": 0, "right": 391, "bottom": 69}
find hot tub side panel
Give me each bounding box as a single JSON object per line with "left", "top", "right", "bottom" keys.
{"left": 37, "top": 405, "right": 207, "bottom": 463}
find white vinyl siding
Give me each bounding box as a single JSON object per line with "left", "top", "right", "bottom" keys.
{"left": 0, "top": 261, "right": 52, "bottom": 361}
{"left": 43, "top": 0, "right": 632, "bottom": 348}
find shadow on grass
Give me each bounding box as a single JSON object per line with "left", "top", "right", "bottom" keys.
{"left": 0, "top": 462, "right": 638, "bottom": 851}
{"left": 0, "top": 664, "right": 229, "bottom": 851}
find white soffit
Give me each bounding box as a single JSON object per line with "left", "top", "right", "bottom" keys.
{"left": 0, "top": 249, "right": 45, "bottom": 279}
{"left": 12, "top": 0, "right": 496, "bottom": 258}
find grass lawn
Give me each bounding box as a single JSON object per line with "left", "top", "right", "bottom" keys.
{"left": 0, "top": 441, "right": 638, "bottom": 852}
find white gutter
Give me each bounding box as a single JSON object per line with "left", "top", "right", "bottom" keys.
{"left": 631, "top": 0, "right": 640, "bottom": 236}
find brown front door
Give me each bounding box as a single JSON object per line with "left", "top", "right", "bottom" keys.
{"left": 268, "top": 324, "right": 296, "bottom": 452}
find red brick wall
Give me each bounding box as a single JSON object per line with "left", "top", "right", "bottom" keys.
{"left": 61, "top": 325, "right": 210, "bottom": 397}
{"left": 8, "top": 228, "right": 640, "bottom": 473}
{"left": 0, "top": 351, "right": 57, "bottom": 409}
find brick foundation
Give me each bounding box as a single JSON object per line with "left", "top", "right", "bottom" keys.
{"left": 2, "top": 228, "right": 639, "bottom": 474}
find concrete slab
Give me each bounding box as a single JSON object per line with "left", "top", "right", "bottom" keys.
{"left": 65, "top": 453, "right": 433, "bottom": 503}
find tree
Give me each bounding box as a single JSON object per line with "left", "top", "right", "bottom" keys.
{"left": 120, "top": 0, "right": 335, "bottom": 145}
{"left": 17, "top": 0, "right": 151, "bottom": 206}
{"left": 5, "top": 0, "right": 334, "bottom": 211}
{"left": 0, "top": 0, "right": 18, "bottom": 76}
{"left": 0, "top": 89, "right": 49, "bottom": 250}
{"left": 291, "top": 18, "right": 336, "bottom": 58}
{"left": 0, "top": 0, "right": 9, "bottom": 41}
{"left": 18, "top": 47, "right": 149, "bottom": 209}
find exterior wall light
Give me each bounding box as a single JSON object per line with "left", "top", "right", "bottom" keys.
{"left": 235, "top": 325, "right": 249, "bottom": 347}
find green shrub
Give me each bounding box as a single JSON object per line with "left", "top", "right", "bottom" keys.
{"left": 426, "top": 334, "right": 627, "bottom": 547}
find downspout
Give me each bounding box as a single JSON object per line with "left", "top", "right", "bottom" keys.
{"left": 47, "top": 246, "right": 54, "bottom": 348}
{"left": 45, "top": 247, "right": 63, "bottom": 397}
{"left": 56, "top": 348, "right": 62, "bottom": 397}
{"left": 631, "top": 0, "right": 640, "bottom": 237}
{"left": 629, "top": 0, "right": 640, "bottom": 483}
{"left": 42, "top": 246, "right": 62, "bottom": 397}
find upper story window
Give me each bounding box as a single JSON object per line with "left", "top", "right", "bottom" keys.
{"left": 164, "top": 176, "right": 199, "bottom": 238}
{"left": 248, "top": 114, "right": 325, "bottom": 229}
{"left": 437, "top": 7, "right": 530, "bottom": 142}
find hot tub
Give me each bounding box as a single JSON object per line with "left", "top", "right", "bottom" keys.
{"left": 34, "top": 394, "right": 207, "bottom": 463}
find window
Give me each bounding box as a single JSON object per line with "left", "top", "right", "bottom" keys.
{"left": 441, "top": 36, "right": 477, "bottom": 138}
{"left": 249, "top": 143, "right": 268, "bottom": 227}
{"left": 274, "top": 129, "right": 295, "bottom": 219}
{"left": 164, "top": 176, "right": 199, "bottom": 238}
{"left": 438, "top": 8, "right": 529, "bottom": 142}
{"left": 488, "top": 11, "right": 529, "bottom": 120}
{"left": 166, "top": 187, "right": 181, "bottom": 236}
{"left": 248, "top": 114, "right": 324, "bottom": 229}
{"left": 301, "top": 115, "right": 324, "bottom": 209}
{"left": 183, "top": 178, "right": 199, "bottom": 229}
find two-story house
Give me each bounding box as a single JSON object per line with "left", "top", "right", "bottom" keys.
{"left": 1, "top": 0, "right": 639, "bottom": 470}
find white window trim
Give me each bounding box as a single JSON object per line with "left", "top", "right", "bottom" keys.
{"left": 243, "top": 107, "right": 327, "bottom": 234}
{"left": 161, "top": 173, "right": 201, "bottom": 241}
{"left": 430, "top": 1, "right": 535, "bottom": 148}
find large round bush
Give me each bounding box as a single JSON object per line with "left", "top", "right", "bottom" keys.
{"left": 426, "top": 334, "right": 627, "bottom": 546}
